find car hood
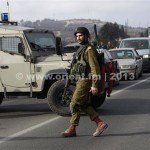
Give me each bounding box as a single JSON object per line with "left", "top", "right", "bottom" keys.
{"left": 136, "top": 49, "right": 150, "bottom": 56}
{"left": 115, "top": 59, "right": 135, "bottom": 66}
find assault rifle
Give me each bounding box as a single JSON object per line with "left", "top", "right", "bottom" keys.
{"left": 93, "top": 24, "right": 106, "bottom": 96}
{"left": 94, "top": 24, "right": 99, "bottom": 47}
{"left": 93, "top": 24, "right": 105, "bottom": 67}
{"left": 61, "top": 55, "right": 76, "bottom": 104}
{"left": 62, "top": 44, "right": 89, "bottom": 103}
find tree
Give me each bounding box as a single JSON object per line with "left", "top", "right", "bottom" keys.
{"left": 140, "top": 29, "right": 148, "bottom": 37}
{"left": 98, "top": 22, "right": 127, "bottom": 47}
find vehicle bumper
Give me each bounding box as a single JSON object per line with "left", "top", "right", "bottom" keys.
{"left": 120, "top": 69, "right": 135, "bottom": 80}
{"left": 121, "top": 69, "right": 135, "bottom": 74}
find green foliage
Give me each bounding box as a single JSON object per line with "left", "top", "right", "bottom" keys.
{"left": 98, "top": 22, "right": 127, "bottom": 47}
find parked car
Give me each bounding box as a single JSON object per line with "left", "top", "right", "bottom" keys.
{"left": 119, "top": 37, "right": 150, "bottom": 72}
{"left": 109, "top": 48, "right": 143, "bottom": 80}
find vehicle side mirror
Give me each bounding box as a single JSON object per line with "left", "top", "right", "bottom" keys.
{"left": 136, "top": 56, "right": 141, "bottom": 59}
{"left": 56, "top": 37, "right": 62, "bottom": 55}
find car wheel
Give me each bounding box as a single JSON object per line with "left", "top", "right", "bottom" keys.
{"left": 134, "top": 68, "right": 138, "bottom": 80}
{"left": 139, "top": 68, "right": 143, "bottom": 77}
{"left": 114, "top": 80, "right": 120, "bottom": 86}
{"left": 0, "top": 94, "right": 4, "bottom": 104}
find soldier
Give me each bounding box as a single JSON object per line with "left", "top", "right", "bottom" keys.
{"left": 61, "top": 27, "right": 108, "bottom": 137}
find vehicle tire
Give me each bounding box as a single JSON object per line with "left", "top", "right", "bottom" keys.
{"left": 139, "top": 68, "right": 143, "bottom": 77}
{"left": 0, "top": 94, "right": 4, "bottom": 104}
{"left": 113, "top": 80, "right": 120, "bottom": 86}
{"left": 91, "top": 91, "right": 106, "bottom": 108}
{"left": 47, "top": 80, "right": 72, "bottom": 116}
{"left": 134, "top": 68, "right": 138, "bottom": 80}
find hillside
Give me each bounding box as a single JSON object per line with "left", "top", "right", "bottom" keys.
{"left": 20, "top": 19, "right": 146, "bottom": 45}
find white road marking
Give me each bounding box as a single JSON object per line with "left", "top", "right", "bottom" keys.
{"left": 111, "top": 77, "right": 150, "bottom": 96}
{"left": 0, "top": 116, "right": 61, "bottom": 144}
{"left": 0, "top": 77, "right": 150, "bottom": 145}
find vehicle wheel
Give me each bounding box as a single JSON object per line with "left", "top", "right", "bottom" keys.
{"left": 134, "top": 68, "right": 138, "bottom": 80}
{"left": 47, "top": 80, "right": 73, "bottom": 116}
{"left": 116, "top": 80, "right": 120, "bottom": 86}
{"left": 139, "top": 68, "right": 143, "bottom": 77}
{"left": 91, "top": 91, "right": 106, "bottom": 108}
{"left": 113, "top": 80, "right": 120, "bottom": 86}
{"left": 0, "top": 94, "right": 4, "bottom": 104}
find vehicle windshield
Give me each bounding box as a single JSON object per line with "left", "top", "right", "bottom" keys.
{"left": 110, "top": 50, "right": 134, "bottom": 59}
{"left": 25, "top": 32, "right": 56, "bottom": 52}
{"left": 120, "top": 39, "right": 149, "bottom": 50}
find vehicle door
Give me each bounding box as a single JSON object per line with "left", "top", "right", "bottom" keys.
{"left": 0, "top": 35, "right": 34, "bottom": 92}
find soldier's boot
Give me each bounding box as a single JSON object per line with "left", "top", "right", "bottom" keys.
{"left": 93, "top": 117, "right": 108, "bottom": 137}
{"left": 61, "top": 124, "right": 76, "bottom": 137}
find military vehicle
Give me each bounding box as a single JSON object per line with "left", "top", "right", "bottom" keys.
{"left": 0, "top": 17, "right": 71, "bottom": 114}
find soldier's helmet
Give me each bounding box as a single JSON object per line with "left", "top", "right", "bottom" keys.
{"left": 74, "top": 27, "right": 90, "bottom": 38}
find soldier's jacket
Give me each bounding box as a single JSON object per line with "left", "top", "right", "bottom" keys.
{"left": 71, "top": 44, "right": 101, "bottom": 88}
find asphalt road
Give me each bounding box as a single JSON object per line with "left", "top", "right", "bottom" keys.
{"left": 0, "top": 73, "right": 150, "bottom": 150}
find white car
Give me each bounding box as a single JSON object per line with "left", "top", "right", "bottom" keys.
{"left": 109, "top": 48, "right": 143, "bottom": 80}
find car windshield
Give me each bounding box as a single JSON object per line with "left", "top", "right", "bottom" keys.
{"left": 110, "top": 50, "right": 134, "bottom": 59}
{"left": 120, "top": 39, "right": 149, "bottom": 50}
{"left": 25, "top": 32, "right": 56, "bottom": 52}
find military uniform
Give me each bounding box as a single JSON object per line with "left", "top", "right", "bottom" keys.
{"left": 62, "top": 27, "right": 108, "bottom": 137}
{"left": 70, "top": 44, "right": 100, "bottom": 125}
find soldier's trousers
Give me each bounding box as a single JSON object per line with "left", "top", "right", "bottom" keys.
{"left": 70, "top": 80, "right": 99, "bottom": 126}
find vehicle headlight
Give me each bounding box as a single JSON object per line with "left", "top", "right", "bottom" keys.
{"left": 121, "top": 65, "right": 135, "bottom": 69}
{"left": 143, "top": 54, "right": 150, "bottom": 58}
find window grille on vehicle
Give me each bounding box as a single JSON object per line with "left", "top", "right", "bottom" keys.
{"left": 0, "top": 37, "right": 21, "bottom": 53}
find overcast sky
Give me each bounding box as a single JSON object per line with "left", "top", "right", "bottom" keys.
{"left": 1, "top": 0, "right": 149, "bottom": 27}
